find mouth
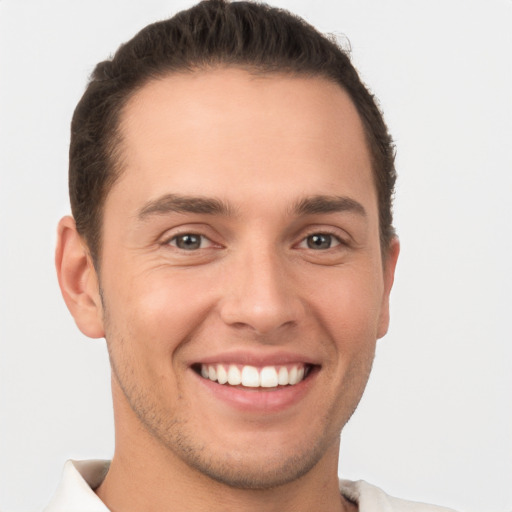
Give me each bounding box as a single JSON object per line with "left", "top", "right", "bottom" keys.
{"left": 192, "top": 363, "right": 315, "bottom": 390}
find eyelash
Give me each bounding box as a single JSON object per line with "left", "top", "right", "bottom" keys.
{"left": 163, "top": 229, "right": 347, "bottom": 252}
{"left": 166, "top": 232, "right": 214, "bottom": 251}
{"left": 298, "top": 232, "right": 343, "bottom": 250}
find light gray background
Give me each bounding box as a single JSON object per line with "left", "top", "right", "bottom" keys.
{"left": 1, "top": 1, "right": 511, "bottom": 511}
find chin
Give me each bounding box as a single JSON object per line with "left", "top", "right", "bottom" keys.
{"left": 170, "top": 435, "right": 330, "bottom": 490}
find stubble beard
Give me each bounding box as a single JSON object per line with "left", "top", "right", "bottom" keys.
{"left": 102, "top": 294, "right": 374, "bottom": 491}
{"left": 108, "top": 350, "right": 372, "bottom": 491}
{"left": 109, "top": 352, "right": 339, "bottom": 490}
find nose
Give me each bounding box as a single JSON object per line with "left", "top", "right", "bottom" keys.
{"left": 218, "top": 246, "right": 303, "bottom": 336}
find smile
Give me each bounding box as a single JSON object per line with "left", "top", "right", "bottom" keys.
{"left": 197, "top": 363, "right": 312, "bottom": 388}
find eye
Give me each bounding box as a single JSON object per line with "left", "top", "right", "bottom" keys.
{"left": 302, "top": 233, "right": 341, "bottom": 250}
{"left": 168, "top": 233, "right": 211, "bottom": 251}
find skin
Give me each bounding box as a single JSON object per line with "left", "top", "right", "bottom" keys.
{"left": 56, "top": 68, "right": 399, "bottom": 512}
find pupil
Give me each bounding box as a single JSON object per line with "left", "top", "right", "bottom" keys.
{"left": 177, "top": 234, "right": 201, "bottom": 250}
{"left": 308, "top": 234, "right": 331, "bottom": 250}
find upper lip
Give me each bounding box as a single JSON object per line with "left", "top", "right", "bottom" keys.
{"left": 188, "top": 350, "right": 321, "bottom": 368}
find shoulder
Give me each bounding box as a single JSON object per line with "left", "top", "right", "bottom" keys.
{"left": 339, "top": 479, "right": 459, "bottom": 512}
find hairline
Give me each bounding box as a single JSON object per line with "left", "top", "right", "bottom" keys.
{"left": 87, "top": 64, "right": 392, "bottom": 270}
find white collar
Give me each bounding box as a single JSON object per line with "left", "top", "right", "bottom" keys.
{"left": 44, "top": 459, "right": 455, "bottom": 512}
{"left": 43, "top": 460, "right": 110, "bottom": 511}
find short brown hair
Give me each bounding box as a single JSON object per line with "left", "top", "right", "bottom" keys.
{"left": 69, "top": 0, "right": 396, "bottom": 264}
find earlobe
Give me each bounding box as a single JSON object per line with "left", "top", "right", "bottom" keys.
{"left": 55, "top": 216, "right": 105, "bottom": 339}
{"left": 377, "top": 236, "right": 400, "bottom": 339}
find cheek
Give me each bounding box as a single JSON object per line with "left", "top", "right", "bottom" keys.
{"left": 307, "top": 265, "right": 384, "bottom": 342}
{"left": 104, "top": 269, "right": 216, "bottom": 357}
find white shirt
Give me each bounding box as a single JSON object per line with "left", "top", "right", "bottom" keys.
{"left": 43, "top": 460, "right": 457, "bottom": 512}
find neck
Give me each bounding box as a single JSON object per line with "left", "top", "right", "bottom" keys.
{"left": 96, "top": 456, "right": 353, "bottom": 512}
{"left": 96, "top": 451, "right": 355, "bottom": 512}
{"left": 96, "top": 379, "right": 356, "bottom": 512}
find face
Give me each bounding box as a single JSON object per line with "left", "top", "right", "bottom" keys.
{"left": 93, "top": 69, "right": 398, "bottom": 488}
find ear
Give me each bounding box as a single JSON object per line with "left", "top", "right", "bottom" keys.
{"left": 377, "top": 236, "right": 400, "bottom": 339}
{"left": 55, "top": 216, "right": 105, "bottom": 338}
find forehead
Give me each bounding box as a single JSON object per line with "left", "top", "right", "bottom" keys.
{"left": 111, "top": 68, "right": 375, "bottom": 214}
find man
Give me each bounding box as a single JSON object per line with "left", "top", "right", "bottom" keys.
{"left": 48, "top": 1, "right": 455, "bottom": 510}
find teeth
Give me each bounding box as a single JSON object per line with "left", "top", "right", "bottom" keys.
{"left": 241, "top": 366, "right": 260, "bottom": 387}
{"left": 289, "top": 366, "right": 298, "bottom": 385}
{"left": 227, "top": 365, "right": 241, "bottom": 385}
{"left": 278, "top": 366, "right": 288, "bottom": 385}
{"left": 200, "top": 363, "right": 309, "bottom": 388}
{"left": 260, "top": 366, "right": 278, "bottom": 388}
{"left": 217, "top": 364, "right": 228, "bottom": 384}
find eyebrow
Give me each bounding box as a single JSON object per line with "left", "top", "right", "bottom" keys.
{"left": 292, "top": 195, "right": 367, "bottom": 217}
{"left": 137, "top": 193, "right": 366, "bottom": 221}
{"left": 137, "top": 194, "right": 234, "bottom": 220}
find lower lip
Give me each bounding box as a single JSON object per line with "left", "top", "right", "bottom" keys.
{"left": 193, "top": 368, "right": 318, "bottom": 413}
